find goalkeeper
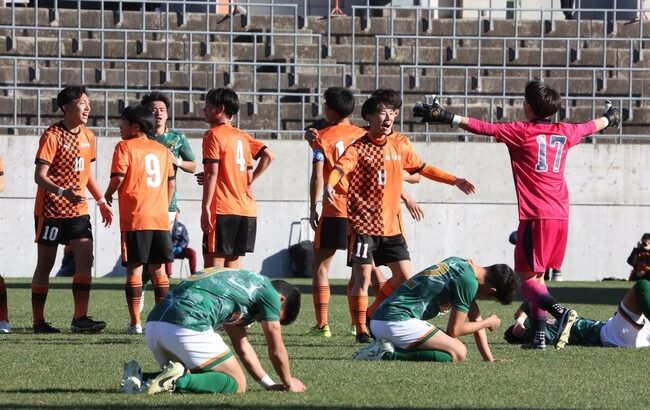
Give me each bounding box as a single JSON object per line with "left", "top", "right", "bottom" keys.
{"left": 413, "top": 81, "right": 620, "bottom": 350}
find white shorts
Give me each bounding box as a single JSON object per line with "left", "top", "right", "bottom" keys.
{"left": 145, "top": 321, "right": 233, "bottom": 371}
{"left": 599, "top": 309, "right": 650, "bottom": 348}
{"left": 370, "top": 318, "right": 440, "bottom": 349}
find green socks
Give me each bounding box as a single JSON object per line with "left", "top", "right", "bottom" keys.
{"left": 635, "top": 279, "right": 650, "bottom": 318}
{"left": 383, "top": 347, "right": 453, "bottom": 362}
{"left": 175, "top": 371, "right": 238, "bottom": 394}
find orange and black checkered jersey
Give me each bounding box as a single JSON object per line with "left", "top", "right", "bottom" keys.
{"left": 202, "top": 124, "right": 266, "bottom": 217}
{"left": 34, "top": 122, "right": 96, "bottom": 218}
{"left": 110, "top": 136, "right": 175, "bottom": 232}
{"left": 312, "top": 123, "right": 367, "bottom": 218}
{"left": 331, "top": 132, "right": 455, "bottom": 237}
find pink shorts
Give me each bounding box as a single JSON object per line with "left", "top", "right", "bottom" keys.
{"left": 514, "top": 219, "right": 568, "bottom": 273}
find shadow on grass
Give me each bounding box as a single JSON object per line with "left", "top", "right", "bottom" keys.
{"left": 0, "top": 337, "right": 138, "bottom": 345}
{"left": 0, "top": 405, "right": 489, "bottom": 410}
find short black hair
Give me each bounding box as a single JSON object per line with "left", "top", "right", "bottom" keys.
{"left": 272, "top": 280, "right": 301, "bottom": 325}
{"left": 641, "top": 233, "right": 650, "bottom": 243}
{"left": 361, "top": 96, "right": 382, "bottom": 121}
{"left": 205, "top": 88, "right": 239, "bottom": 117}
{"left": 57, "top": 85, "right": 87, "bottom": 112}
{"left": 524, "top": 80, "right": 561, "bottom": 118}
{"left": 324, "top": 87, "right": 355, "bottom": 119}
{"left": 371, "top": 89, "right": 402, "bottom": 109}
{"left": 121, "top": 105, "right": 154, "bottom": 136}
{"left": 141, "top": 91, "right": 171, "bottom": 110}
{"left": 503, "top": 324, "right": 531, "bottom": 344}
{"left": 484, "top": 264, "right": 517, "bottom": 305}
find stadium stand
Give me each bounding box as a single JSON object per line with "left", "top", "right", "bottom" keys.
{"left": 0, "top": 1, "right": 647, "bottom": 141}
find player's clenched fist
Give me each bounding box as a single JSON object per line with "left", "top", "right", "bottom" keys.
{"left": 413, "top": 97, "right": 454, "bottom": 125}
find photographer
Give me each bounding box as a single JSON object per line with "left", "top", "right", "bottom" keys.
{"left": 627, "top": 233, "right": 650, "bottom": 281}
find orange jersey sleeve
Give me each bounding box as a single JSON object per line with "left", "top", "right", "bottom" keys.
{"left": 34, "top": 123, "right": 94, "bottom": 218}
{"left": 112, "top": 137, "right": 172, "bottom": 232}
{"left": 244, "top": 133, "right": 267, "bottom": 160}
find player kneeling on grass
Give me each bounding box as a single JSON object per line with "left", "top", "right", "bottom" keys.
{"left": 353, "top": 257, "right": 517, "bottom": 362}
{"left": 505, "top": 279, "right": 650, "bottom": 349}
{"left": 121, "top": 267, "right": 306, "bottom": 394}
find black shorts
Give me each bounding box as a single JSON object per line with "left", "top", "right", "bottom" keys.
{"left": 202, "top": 215, "right": 257, "bottom": 257}
{"left": 121, "top": 230, "right": 174, "bottom": 266}
{"left": 347, "top": 233, "right": 410, "bottom": 266}
{"left": 314, "top": 217, "right": 348, "bottom": 250}
{"left": 34, "top": 215, "right": 93, "bottom": 246}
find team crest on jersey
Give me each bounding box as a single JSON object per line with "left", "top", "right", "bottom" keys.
{"left": 80, "top": 142, "right": 90, "bottom": 148}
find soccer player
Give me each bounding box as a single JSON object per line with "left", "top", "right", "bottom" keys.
{"left": 325, "top": 94, "right": 475, "bottom": 342}
{"left": 505, "top": 279, "right": 650, "bottom": 349}
{"left": 0, "top": 157, "right": 8, "bottom": 333}
{"left": 305, "top": 87, "right": 423, "bottom": 338}
{"left": 413, "top": 80, "right": 620, "bottom": 349}
{"left": 31, "top": 85, "right": 113, "bottom": 334}
{"left": 104, "top": 105, "right": 175, "bottom": 334}
{"left": 201, "top": 88, "right": 274, "bottom": 269}
{"left": 121, "top": 267, "right": 306, "bottom": 395}
{"left": 140, "top": 91, "right": 196, "bottom": 227}
{"left": 353, "top": 256, "right": 517, "bottom": 362}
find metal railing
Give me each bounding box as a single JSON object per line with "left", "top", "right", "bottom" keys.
{"left": 1, "top": 1, "right": 650, "bottom": 140}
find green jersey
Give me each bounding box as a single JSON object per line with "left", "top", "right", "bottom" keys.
{"left": 373, "top": 257, "right": 479, "bottom": 322}
{"left": 521, "top": 303, "right": 605, "bottom": 346}
{"left": 150, "top": 129, "right": 195, "bottom": 212}
{"left": 147, "top": 268, "right": 281, "bottom": 332}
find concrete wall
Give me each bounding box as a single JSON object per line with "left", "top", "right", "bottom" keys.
{"left": 1, "top": 134, "right": 648, "bottom": 280}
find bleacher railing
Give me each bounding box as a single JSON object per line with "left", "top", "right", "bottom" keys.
{"left": 1, "top": 1, "right": 649, "bottom": 140}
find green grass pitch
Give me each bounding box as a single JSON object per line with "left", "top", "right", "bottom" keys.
{"left": 0, "top": 278, "right": 648, "bottom": 409}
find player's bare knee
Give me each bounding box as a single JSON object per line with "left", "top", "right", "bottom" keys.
{"left": 450, "top": 343, "right": 467, "bottom": 363}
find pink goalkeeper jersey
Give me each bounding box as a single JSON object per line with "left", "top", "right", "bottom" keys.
{"left": 466, "top": 118, "right": 597, "bottom": 220}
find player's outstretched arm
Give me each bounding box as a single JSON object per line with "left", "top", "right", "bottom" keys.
{"left": 103, "top": 175, "right": 123, "bottom": 207}
{"left": 200, "top": 162, "right": 219, "bottom": 233}
{"left": 251, "top": 148, "right": 274, "bottom": 184}
{"left": 447, "top": 307, "right": 501, "bottom": 339}
{"left": 261, "top": 320, "right": 305, "bottom": 392}
{"left": 225, "top": 324, "right": 280, "bottom": 391}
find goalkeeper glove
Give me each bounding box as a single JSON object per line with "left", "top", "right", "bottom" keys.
{"left": 602, "top": 100, "right": 620, "bottom": 129}
{"left": 413, "top": 97, "right": 454, "bottom": 125}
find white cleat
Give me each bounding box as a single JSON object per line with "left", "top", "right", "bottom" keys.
{"left": 121, "top": 360, "right": 143, "bottom": 394}
{"left": 126, "top": 324, "right": 143, "bottom": 334}
{"left": 141, "top": 361, "right": 185, "bottom": 395}
{"left": 555, "top": 309, "right": 578, "bottom": 350}
{"left": 352, "top": 339, "right": 394, "bottom": 360}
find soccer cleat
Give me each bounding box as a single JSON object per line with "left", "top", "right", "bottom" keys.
{"left": 305, "top": 324, "right": 332, "bottom": 338}
{"left": 555, "top": 309, "right": 578, "bottom": 350}
{"left": 0, "top": 320, "right": 11, "bottom": 333}
{"left": 71, "top": 316, "right": 106, "bottom": 333}
{"left": 141, "top": 361, "right": 185, "bottom": 395}
{"left": 33, "top": 320, "right": 61, "bottom": 334}
{"left": 356, "top": 332, "right": 372, "bottom": 344}
{"left": 521, "top": 340, "right": 546, "bottom": 350}
{"left": 121, "top": 360, "right": 143, "bottom": 394}
{"left": 126, "top": 324, "right": 143, "bottom": 334}
{"left": 352, "top": 339, "right": 394, "bottom": 361}
{"left": 347, "top": 325, "right": 357, "bottom": 336}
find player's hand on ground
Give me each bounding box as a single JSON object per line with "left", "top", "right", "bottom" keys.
{"left": 309, "top": 208, "right": 319, "bottom": 230}
{"left": 304, "top": 128, "right": 319, "bottom": 144}
{"left": 485, "top": 314, "right": 501, "bottom": 331}
{"left": 195, "top": 172, "right": 204, "bottom": 186}
{"left": 454, "top": 178, "right": 475, "bottom": 195}
{"left": 200, "top": 210, "right": 212, "bottom": 233}
{"left": 323, "top": 185, "right": 335, "bottom": 204}
{"left": 602, "top": 100, "right": 620, "bottom": 129}
{"left": 98, "top": 202, "right": 113, "bottom": 227}
{"left": 404, "top": 197, "right": 424, "bottom": 221}
{"left": 62, "top": 187, "right": 85, "bottom": 203}
{"left": 413, "top": 97, "right": 454, "bottom": 124}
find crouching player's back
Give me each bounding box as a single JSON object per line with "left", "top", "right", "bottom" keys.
{"left": 354, "top": 257, "right": 517, "bottom": 363}
{"left": 121, "top": 267, "right": 306, "bottom": 395}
